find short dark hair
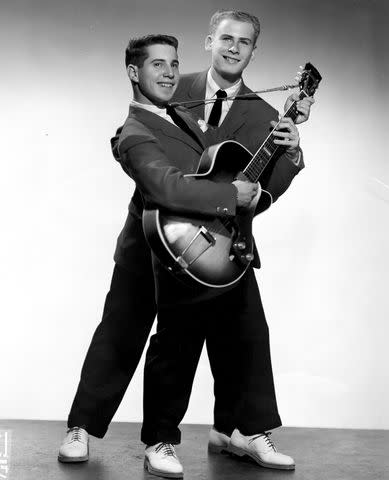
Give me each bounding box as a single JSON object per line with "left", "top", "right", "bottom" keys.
{"left": 209, "top": 10, "right": 261, "bottom": 44}
{"left": 125, "top": 34, "right": 178, "bottom": 69}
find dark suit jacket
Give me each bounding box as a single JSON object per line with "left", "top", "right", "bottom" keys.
{"left": 172, "top": 71, "right": 304, "bottom": 204}
{"left": 112, "top": 104, "right": 237, "bottom": 276}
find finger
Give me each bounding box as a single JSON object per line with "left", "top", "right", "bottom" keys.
{"left": 297, "top": 106, "right": 308, "bottom": 115}
{"left": 297, "top": 99, "right": 312, "bottom": 108}
{"left": 275, "top": 120, "right": 294, "bottom": 131}
{"left": 274, "top": 125, "right": 298, "bottom": 137}
{"left": 273, "top": 128, "right": 299, "bottom": 141}
{"left": 272, "top": 130, "right": 290, "bottom": 138}
{"left": 279, "top": 117, "right": 294, "bottom": 126}
{"left": 273, "top": 136, "right": 299, "bottom": 147}
{"left": 272, "top": 130, "right": 296, "bottom": 141}
{"left": 299, "top": 97, "right": 314, "bottom": 106}
{"left": 273, "top": 138, "right": 294, "bottom": 146}
{"left": 273, "top": 139, "right": 299, "bottom": 150}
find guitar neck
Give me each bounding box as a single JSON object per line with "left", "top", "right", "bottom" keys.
{"left": 243, "top": 89, "right": 308, "bottom": 183}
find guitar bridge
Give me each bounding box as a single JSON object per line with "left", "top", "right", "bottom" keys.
{"left": 175, "top": 256, "right": 189, "bottom": 269}
{"left": 174, "top": 226, "right": 216, "bottom": 270}
{"left": 200, "top": 226, "right": 216, "bottom": 246}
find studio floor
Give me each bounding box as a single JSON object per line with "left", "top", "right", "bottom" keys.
{"left": 0, "top": 420, "right": 388, "bottom": 480}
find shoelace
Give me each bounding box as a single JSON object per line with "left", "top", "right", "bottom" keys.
{"left": 249, "top": 432, "right": 277, "bottom": 451}
{"left": 155, "top": 443, "right": 177, "bottom": 457}
{"left": 68, "top": 427, "right": 85, "bottom": 443}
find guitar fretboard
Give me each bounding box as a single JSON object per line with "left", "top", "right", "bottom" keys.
{"left": 243, "top": 89, "right": 307, "bottom": 183}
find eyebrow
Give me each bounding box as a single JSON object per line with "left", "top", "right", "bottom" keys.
{"left": 220, "top": 34, "right": 252, "bottom": 43}
{"left": 151, "top": 58, "right": 180, "bottom": 64}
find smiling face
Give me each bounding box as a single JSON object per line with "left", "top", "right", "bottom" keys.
{"left": 128, "top": 43, "right": 179, "bottom": 107}
{"left": 205, "top": 18, "right": 257, "bottom": 87}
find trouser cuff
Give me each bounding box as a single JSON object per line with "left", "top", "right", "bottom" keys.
{"left": 236, "top": 415, "right": 282, "bottom": 436}
{"left": 141, "top": 425, "right": 181, "bottom": 446}
{"left": 67, "top": 416, "right": 108, "bottom": 439}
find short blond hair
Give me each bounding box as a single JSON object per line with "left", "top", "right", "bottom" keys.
{"left": 209, "top": 10, "right": 261, "bottom": 44}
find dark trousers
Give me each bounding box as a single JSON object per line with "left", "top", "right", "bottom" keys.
{"left": 141, "top": 268, "right": 281, "bottom": 446}
{"left": 67, "top": 263, "right": 156, "bottom": 438}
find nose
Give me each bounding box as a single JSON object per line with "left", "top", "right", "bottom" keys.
{"left": 228, "top": 41, "right": 239, "bottom": 54}
{"left": 163, "top": 65, "right": 174, "bottom": 78}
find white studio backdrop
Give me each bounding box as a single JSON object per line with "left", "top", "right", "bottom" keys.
{"left": 1, "top": 0, "right": 388, "bottom": 430}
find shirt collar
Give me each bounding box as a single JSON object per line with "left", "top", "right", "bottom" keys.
{"left": 206, "top": 69, "right": 242, "bottom": 98}
{"left": 130, "top": 99, "right": 168, "bottom": 118}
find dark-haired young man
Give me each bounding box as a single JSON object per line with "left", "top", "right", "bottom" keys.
{"left": 59, "top": 12, "right": 313, "bottom": 476}
{"left": 58, "top": 33, "right": 258, "bottom": 469}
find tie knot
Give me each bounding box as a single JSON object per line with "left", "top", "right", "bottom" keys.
{"left": 216, "top": 89, "right": 227, "bottom": 99}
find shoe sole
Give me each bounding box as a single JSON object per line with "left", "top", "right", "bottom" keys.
{"left": 144, "top": 458, "right": 183, "bottom": 478}
{"left": 57, "top": 454, "right": 89, "bottom": 463}
{"left": 228, "top": 444, "right": 295, "bottom": 471}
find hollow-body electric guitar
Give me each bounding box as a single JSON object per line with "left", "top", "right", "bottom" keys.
{"left": 143, "top": 63, "right": 322, "bottom": 288}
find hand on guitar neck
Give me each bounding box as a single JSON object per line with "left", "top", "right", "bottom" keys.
{"left": 232, "top": 179, "right": 260, "bottom": 209}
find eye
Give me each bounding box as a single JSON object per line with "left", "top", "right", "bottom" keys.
{"left": 154, "top": 62, "right": 162, "bottom": 67}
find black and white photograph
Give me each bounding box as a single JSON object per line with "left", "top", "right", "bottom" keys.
{"left": 1, "top": 0, "right": 388, "bottom": 479}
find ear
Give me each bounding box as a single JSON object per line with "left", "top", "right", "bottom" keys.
{"left": 127, "top": 64, "right": 139, "bottom": 83}
{"left": 204, "top": 35, "right": 213, "bottom": 52}
{"left": 250, "top": 45, "right": 257, "bottom": 62}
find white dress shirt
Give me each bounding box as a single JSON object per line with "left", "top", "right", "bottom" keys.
{"left": 130, "top": 99, "right": 175, "bottom": 125}
{"left": 204, "top": 70, "right": 242, "bottom": 127}
{"left": 204, "top": 72, "right": 301, "bottom": 165}
{"left": 130, "top": 99, "right": 208, "bottom": 132}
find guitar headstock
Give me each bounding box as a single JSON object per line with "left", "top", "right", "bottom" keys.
{"left": 296, "top": 62, "right": 322, "bottom": 97}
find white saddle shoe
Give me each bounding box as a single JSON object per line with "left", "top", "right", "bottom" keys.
{"left": 229, "top": 429, "right": 295, "bottom": 470}
{"left": 144, "top": 442, "right": 183, "bottom": 478}
{"left": 208, "top": 428, "right": 231, "bottom": 454}
{"left": 58, "top": 426, "right": 89, "bottom": 463}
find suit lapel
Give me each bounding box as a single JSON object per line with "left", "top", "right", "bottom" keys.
{"left": 219, "top": 82, "right": 250, "bottom": 135}
{"left": 186, "top": 71, "right": 207, "bottom": 119}
{"left": 130, "top": 105, "right": 204, "bottom": 155}
{"left": 176, "top": 108, "right": 206, "bottom": 150}
{"left": 186, "top": 75, "right": 251, "bottom": 135}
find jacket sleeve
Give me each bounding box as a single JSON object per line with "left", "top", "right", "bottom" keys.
{"left": 242, "top": 105, "right": 305, "bottom": 204}
{"left": 117, "top": 124, "right": 237, "bottom": 218}
{"left": 260, "top": 148, "right": 304, "bottom": 204}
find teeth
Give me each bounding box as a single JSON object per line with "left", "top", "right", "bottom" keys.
{"left": 159, "top": 83, "right": 174, "bottom": 87}
{"left": 224, "top": 57, "right": 239, "bottom": 64}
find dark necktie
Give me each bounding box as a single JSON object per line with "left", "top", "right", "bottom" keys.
{"left": 207, "top": 89, "right": 227, "bottom": 127}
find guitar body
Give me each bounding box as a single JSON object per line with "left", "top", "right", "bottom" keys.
{"left": 143, "top": 141, "right": 273, "bottom": 288}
